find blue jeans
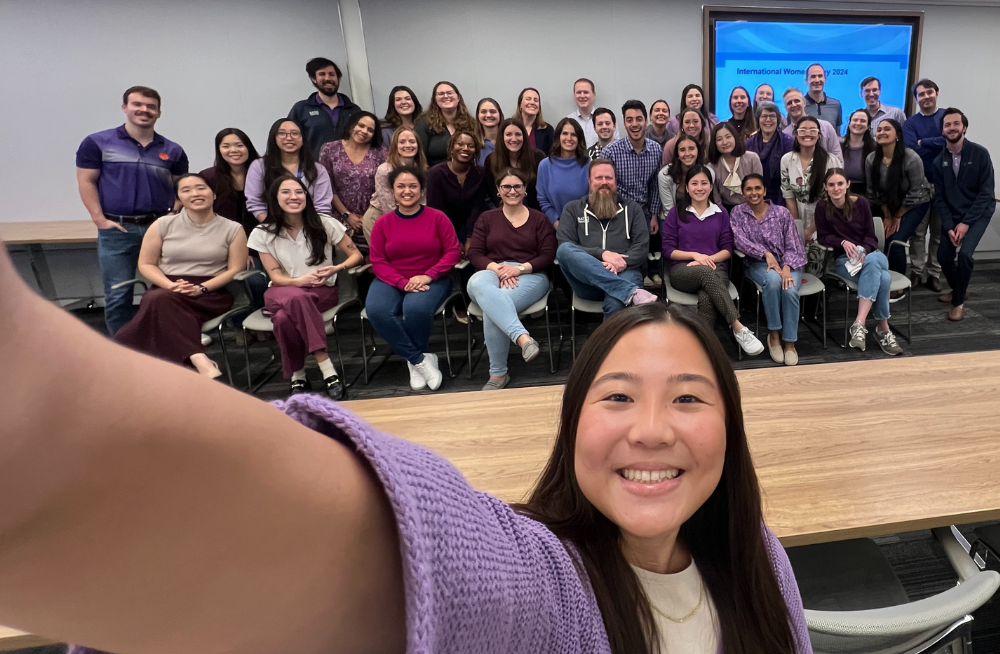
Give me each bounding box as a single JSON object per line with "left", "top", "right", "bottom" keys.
{"left": 938, "top": 217, "right": 991, "bottom": 307}
{"left": 97, "top": 223, "right": 149, "bottom": 335}
{"left": 467, "top": 267, "right": 549, "bottom": 376}
{"left": 836, "top": 250, "right": 891, "bottom": 321}
{"left": 365, "top": 277, "right": 452, "bottom": 365}
{"left": 746, "top": 261, "right": 802, "bottom": 342}
{"left": 885, "top": 203, "right": 931, "bottom": 274}
{"left": 556, "top": 242, "right": 642, "bottom": 320}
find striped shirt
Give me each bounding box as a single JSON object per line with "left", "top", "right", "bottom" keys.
{"left": 600, "top": 137, "right": 664, "bottom": 219}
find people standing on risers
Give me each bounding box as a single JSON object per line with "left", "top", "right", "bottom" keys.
{"left": 730, "top": 174, "right": 806, "bottom": 365}
{"left": 726, "top": 86, "right": 756, "bottom": 145}
{"left": 706, "top": 122, "right": 762, "bottom": 211}
{"left": 245, "top": 118, "right": 333, "bottom": 220}
{"left": 746, "top": 101, "right": 794, "bottom": 207}
{"left": 199, "top": 128, "right": 261, "bottom": 238}
{"left": 319, "top": 111, "right": 386, "bottom": 246}
{"left": 646, "top": 100, "right": 671, "bottom": 146}
{"left": 367, "top": 166, "right": 462, "bottom": 391}
{"left": 474, "top": 98, "right": 504, "bottom": 165}
{"left": 536, "top": 118, "right": 590, "bottom": 226}
{"left": 815, "top": 169, "right": 903, "bottom": 356}
{"left": 841, "top": 110, "right": 876, "bottom": 197}
{"left": 664, "top": 83, "right": 719, "bottom": 140}
{"left": 483, "top": 119, "right": 545, "bottom": 212}
{"left": 363, "top": 126, "right": 427, "bottom": 244}
{"left": 803, "top": 64, "right": 843, "bottom": 135}
{"left": 932, "top": 108, "right": 996, "bottom": 322}
{"left": 567, "top": 78, "right": 618, "bottom": 149}
{"left": 414, "top": 81, "right": 477, "bottom": 168}
{"left": 903, "top": 78, "right": 946, "bottom": 292}
{"left": 662, "top": 107, "right": 712, "bottom": 166}
{"left": 587, "top": 107, "right": 619, "bottom": 159}
{"left": 861, "top": 76, "right": 905, "bottom": 137}
{"left": 76, "top": 86, "right": 189, "bottom": 335}
{"left": 556, "top": 159, "right": 656, "bottom": 319}
{"left": 754, "top": 83, "right": 788, "bottom": 129}
{"left": 247, "top": 175, "right": 364, "bottom": 399}
{"left": 287, "top": 58, "right": 361, "bottom": 159}
{"left": 114, "top": 173, "right": 247, "bottom": 377}
{"left": 782, "top": 88, "right": 843, "bottom": 163}
{"left": 513, "top": 87, "right": 554, "bottom": 154}
{"left": 780, "top": 115, "right": 838, "bottom": 242}
{"left": 466, "top": 168, "right": 557, "bottom": 390}
{"left": 380, "top": 85, "right": 422, "bottom": 147}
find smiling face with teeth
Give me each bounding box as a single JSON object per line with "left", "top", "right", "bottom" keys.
{"left": 573, "top": 321, "right": 727, "bottom": 569}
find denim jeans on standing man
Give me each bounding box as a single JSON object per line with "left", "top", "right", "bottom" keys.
{"left": 467, "top": 267, "right": 550, "bottom": 377}
{"left": 97, "top": 222, "right": 149, "bottom": 335}
{"left": 746, "top": 261, "right": 802, "bottom": 342}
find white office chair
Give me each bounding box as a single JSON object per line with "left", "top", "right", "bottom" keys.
{"left": 662, "top": 274, "right": 743, "bottom": 358}
{"left": 466, "top": 284, "right": 560, "bottom": 377}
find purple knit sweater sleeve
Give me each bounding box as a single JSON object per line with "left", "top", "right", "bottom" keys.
{"left": 273, "top": 394, "right": 613, "bottom": 654}
{"left": 764, "top": 528, "right": 814, "bottom": 654}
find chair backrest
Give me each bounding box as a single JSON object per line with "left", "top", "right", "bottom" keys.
{"left": 333, "top": 247, "right": 358, "bottom": 303}
{"left": 874, "top": 215, "right": 886, "bottom": 251}
{"left": 225, "top": 278, "right": 253, "bottom": 311}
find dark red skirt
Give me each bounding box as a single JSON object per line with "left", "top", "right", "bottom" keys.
{"left": 114, "top": 275, "right": 234, "bottom": 365}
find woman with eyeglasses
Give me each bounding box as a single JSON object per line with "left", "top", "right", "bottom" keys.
{"left": 779, "top": 116, "right": 837, "bottom": 242}
{"left": 245, "top": 118, "right": 333, "bottom": 221}
{"left": 466, "top": 168, "right": 556, "bottom": 390}
{"left": 414, "top": 81, "right": 478, "bottom": 168}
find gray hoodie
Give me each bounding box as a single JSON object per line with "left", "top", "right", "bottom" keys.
{"left": 556, "top": 196, "right": 649, "bottom": 271}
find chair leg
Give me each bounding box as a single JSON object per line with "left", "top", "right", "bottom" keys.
{"left": 217, "top": 324, "right": 234, "bottom": 386}
{"left": 842, "top": 287, "right": 850, "bottom": 349}
{"left": 571, "top": 306, "right": 577, "bottom": 361}
{"left": 361, "top": 314, "right": 370, "bottom": 385}
{"left": 755, "top": 289, "right": 761, "bottom": 337}
{"left": 822, "top": 288, "right": 827, "bottom": 349}
{"left": 907, "top": 287, "right": 912, "bottom": 344}
{"left": 545, "top": 306, "right": 555, "bottom": 374}
{"left": 466, "top": 316, "right": 474, "bottom": 380}
{"left": 441, "top": 310, "right": 455, "bottom": 379}
{"left": 243, "top": 326, "right": 254, "bottom": 390}
{"left": 331, "top": 316, "right": 348, "bottom": 387}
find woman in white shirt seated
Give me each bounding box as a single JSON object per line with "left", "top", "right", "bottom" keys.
{"left": 247, "top": 175, "right": 363, "bottom": 399}
{"left": 115, "top": 173, "right": 247, "bottom": 378}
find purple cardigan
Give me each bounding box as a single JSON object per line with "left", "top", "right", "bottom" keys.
{"left": 70, "top": 395, "right": 812, "bottom": 654}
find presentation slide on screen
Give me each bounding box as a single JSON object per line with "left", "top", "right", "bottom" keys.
{"left": 714, "top": 20, "right": 914, "bottom": 133}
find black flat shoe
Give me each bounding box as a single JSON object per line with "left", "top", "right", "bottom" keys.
{"left": 324, "top": 375, "right": 346, "bottom": 401}
{"left": 290, "top": 379, "right": 308, "bottom": 395}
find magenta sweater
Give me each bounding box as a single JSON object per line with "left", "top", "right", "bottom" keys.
{"left": 369, "top": 206, "right": 461, "bottom": 290}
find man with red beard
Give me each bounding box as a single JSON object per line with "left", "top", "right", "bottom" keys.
{"left": 556, "top": 159, "right": 657, "bottom": 319}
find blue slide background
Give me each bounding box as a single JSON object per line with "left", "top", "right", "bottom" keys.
{"left": 714, "top": 21, "right": 914, "bottom": 133}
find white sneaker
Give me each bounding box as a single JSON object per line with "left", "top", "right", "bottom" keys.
{"left": 414, "top": 353, "right": 443, "bottom": 391}
{"left": 849, "top": 322, "right": 868, "bottom": 351}
{"left": 407, "top": 361, "right": 427, "bottom": 390}
{"left": 734, "top": 327, "right": 764, "bottom": 356}
{"left": 201, "top": 333, "right": 212, "bottom": 347}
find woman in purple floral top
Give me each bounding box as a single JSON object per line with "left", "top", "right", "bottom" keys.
{"left": 730, "top": 174, "right": 808, "bottom": 365}
{"left": 319, "top": 111, "right": 386, "bottom": 244}
{"left": 0, "top": 225, "right": 812, "bottom": 654}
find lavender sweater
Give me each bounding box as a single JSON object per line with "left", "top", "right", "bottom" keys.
{"left": 71, "top": 395, "right": 813, "bottom": 654}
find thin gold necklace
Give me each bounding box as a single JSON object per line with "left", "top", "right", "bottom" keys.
{"left": 650, "top": 580, "right": 705, "bottom": 624}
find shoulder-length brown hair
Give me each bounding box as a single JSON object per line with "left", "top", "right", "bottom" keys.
{"left": 513, "top": 87, "right": 548, "bottom": 130}
{"left": 424, "top": 81, "right": 477, "bottom": 135}
{"left": 490, "top": 118, "right": 539, "bottom": 182}
{"left": 707, "top": 121, "right": 746, "bottom": 164}
{"left": 474, "top": 97, "right": 505, "bottom": 148}
{"left": 386, "top": 126, "right": 428, "bottom": 171}
{"left": 382, "top": 85, "right": 423, "bottom": 130}
{"left": 550, "top": 117, "right": 589, "bottom": 166}
{"left": 516, "top": 303, "right": 796, "bottom": 654}
{"left": 669, "top": 133, "right": 706, "bottom": 186}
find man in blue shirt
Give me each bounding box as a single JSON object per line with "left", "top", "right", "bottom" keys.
{"left": 76, "top": 86, "right": 189, "bottom": 335}
{"left": 902, "top": 79, "right": 946, "bottom": 291}
{"left": 932, "top": 108, "right": 996, "bottom": 322}
{"left": 803, "top": 64, "right": 842, "bottom": 135}
{"left": 288, "top": 57, "right": 361, "bottom": 159}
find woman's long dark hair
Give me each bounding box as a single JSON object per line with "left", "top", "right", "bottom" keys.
{"left": 212, "top": 128, "right": 260, "bottom": 201}
{"left": 678, "top": 83, "right": 712, "bottom": 126}
{"left": 669, "top": 133, "right": 705, "bottom": 186}
{"left": 516, "top": 303, "right": 795, "bottom": 654}
{"left": 490, "top": 118, "right": 539, "bottom": 182}
{"left": 841, "top": 109, "right": 876, "bottom": 178}
{"left": 792, "top": 116, "right": 830, "bottom": 204}
{"left": 263, "top": 118, "right": 318, "bottom": 190}
{"left": 707, "top": 122, "right": 746, "bottom": 165}
{"left": 262, "top": 175, "right": 328, "bottom": 266}
{"left": 869, "top": 118, "right": 906, "bottom": 214}
{"left": 550, "top": 117, "right": 590, "bottom": 165}
{"left": 382, "top": 85, "right": 423, "bottom": 130}
{"left": 727, "top": 86, "right": 757, "bottom": 142}
{"left": 676, "top": 108, "right": 708, "bottom": 152}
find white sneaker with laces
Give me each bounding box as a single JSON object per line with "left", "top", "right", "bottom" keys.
{"left": 849, "top": 322, "right": 868, "bottom": 351}
{"left": 407, "top": 361, "right": 427, "bottom": 390}
{"left": 734, "top": 327, "right": 764, "bottom": 355}
{"left": 414, "top": 353, "right": 443, "bottom": 391}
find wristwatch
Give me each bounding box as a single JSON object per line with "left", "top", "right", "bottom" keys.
{"left": 198, "top": 284, "right": 209, "bottom": 294}
{"left": 517, "top": 265, "right": 526, "bottom": 273}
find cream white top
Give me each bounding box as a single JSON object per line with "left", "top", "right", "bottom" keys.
{"left": 247, "top": 214, "right": 347, "bottom": 287}
{"left": 157, "top": 210, "right": 242, "bottom": 277}
{"left": 632, "top": 559, "right": 719, "bottom": 654}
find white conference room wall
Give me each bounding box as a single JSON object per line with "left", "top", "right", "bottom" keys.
{"left": 359, "top": 0, "right": 1000, "bottom": 255}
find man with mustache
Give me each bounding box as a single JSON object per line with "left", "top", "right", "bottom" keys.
{"left": 932, "top": 107, "right": 995, "bottom": 322}
{"left": 76, "top": 86, "right": 189, "bottom": 335}
{"left": 556, "top": 159, "right": 657, "bottom": 319}
{"left": 288, "top": 57, "right": 361, "bottom": 159}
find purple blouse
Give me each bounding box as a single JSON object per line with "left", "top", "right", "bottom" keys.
{"left": 730, "top": 202, "right": 808, "bottom": 269}
{"left": 318, "top": 140, "right": 387, "bottom": 216}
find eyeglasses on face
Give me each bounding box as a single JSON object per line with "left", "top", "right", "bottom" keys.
{"left": 277, "top": 131, "right": 302, "bottom": 138}
{"left": 797, "top": 128, "right": 819, "bottom": 135}
{"left": 500, "top": 184, "right": 525, "bottom": 192}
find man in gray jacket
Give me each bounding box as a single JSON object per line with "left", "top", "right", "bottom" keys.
{"left": 557, "top": 159, "right": 657, "bottom": 319}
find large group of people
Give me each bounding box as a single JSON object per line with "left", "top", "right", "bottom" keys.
{"left": 74, "top": 57, "right": 995, "bottom": 396}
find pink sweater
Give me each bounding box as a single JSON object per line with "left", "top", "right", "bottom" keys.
{"left": 370, "top": 206, "right": 462, "bottom": 290}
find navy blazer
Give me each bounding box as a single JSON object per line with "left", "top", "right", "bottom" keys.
{"left": 932, "top": 139, "right": 996, "bottom": 230}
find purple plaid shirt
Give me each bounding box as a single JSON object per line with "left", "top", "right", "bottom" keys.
{"left": 730, "top": 202, "right": 808, "bottom": 269}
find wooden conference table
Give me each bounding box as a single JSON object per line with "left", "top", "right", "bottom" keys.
{"left": 0, "top": 220, "right": 98, "bottom": 300}
{"left": 3, "top": 351, "right": 998, "bottom": 650}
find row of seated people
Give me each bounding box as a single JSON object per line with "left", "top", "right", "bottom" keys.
{"left": 113, "top": 152, "right": 927, "bottom": 400}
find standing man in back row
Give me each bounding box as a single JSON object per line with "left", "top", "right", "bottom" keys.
{"left": 804, "top": 64, "right": 842, "bottom": 135}
{"left": 903, "top": 78, "right": 945, "bottom": 291}
{"left": 567, "top": 78, "right": 618, "bottom": 149}
{"left": 288, "top": 57, "right": 361, "bottom": 159}
{"left": 76, "top": 86, "right": 189, "bottom": 335}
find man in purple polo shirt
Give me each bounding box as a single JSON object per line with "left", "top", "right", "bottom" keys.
{"left": 76, "top": 85, "right": 189, "bottom": 335}
{"left": 288, "top": 57, "right": 361, "bottom": 159}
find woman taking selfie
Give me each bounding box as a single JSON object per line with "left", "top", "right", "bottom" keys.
{"left": 0, "top": 233, "right": 811, "bottom": 653}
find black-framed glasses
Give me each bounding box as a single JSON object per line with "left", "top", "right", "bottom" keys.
{"left": 500, "top": 184, "right": 525, "bottom": 193}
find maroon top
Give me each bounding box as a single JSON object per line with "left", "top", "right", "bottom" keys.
{"left": 467, "top": 208, "right": 557, "bottom": 273}
{"left": 814, "top": 195, "right": 878, "bottom": 258}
